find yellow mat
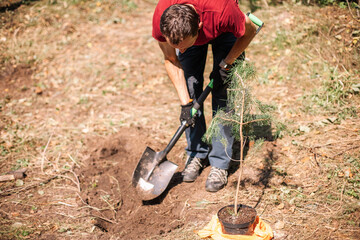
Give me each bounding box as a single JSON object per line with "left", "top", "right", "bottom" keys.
{"left": 197, "top": 215, "right": 273, "bottom": 240}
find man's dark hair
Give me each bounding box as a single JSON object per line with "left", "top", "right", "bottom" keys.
{"left": 160, "top": 4, "right": 199, "bottom": 45}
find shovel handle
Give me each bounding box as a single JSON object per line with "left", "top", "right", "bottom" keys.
{"left": 247, "top": 12, "right": 264, "bottom": 34}
{"left": 191, "top": 79, "right": 213, "bottom": 116}
{"left": 162, "top": 80, "right": 214, "bottom": 156}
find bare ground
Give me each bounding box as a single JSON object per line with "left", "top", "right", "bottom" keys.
{"left": 0, "top": 0, "right": 359, "bottom": 239}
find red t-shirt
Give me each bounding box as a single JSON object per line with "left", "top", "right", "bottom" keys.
{"left": 152, "top": 0, "right": 246, "bottom": 45}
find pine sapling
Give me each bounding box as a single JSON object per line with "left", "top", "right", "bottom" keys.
{"left": 204, "top": 61, "right": 275, "bottom": 215}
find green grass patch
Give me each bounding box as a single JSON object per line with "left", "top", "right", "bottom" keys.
{"left": 301, "top": 66, "right": 359, "bottom": 118}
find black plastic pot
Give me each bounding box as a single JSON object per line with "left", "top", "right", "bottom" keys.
{"left": 217, "top": 204, "right": 257, "bottom": 235}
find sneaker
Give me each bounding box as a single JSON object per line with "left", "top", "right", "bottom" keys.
{"left": 205, "top": 166, "right": 228, "bottom": 192}
{"left": 182, "top": 157, "right": 203, "bottom": 182}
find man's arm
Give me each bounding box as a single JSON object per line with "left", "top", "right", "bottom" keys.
{"left": 223, "top": 15, "right": 257, "bottom": 65}
{"left": 158, "top": 41, "right": 191, "bottom": 105}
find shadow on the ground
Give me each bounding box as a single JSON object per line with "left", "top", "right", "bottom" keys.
{"left": 0, "top": 0, "right": 41, "bottom": 12}
{"left": 253, "top": 148, "right": 277, "bottom": 208}
{"left": 229, "top": 145, "right": 278, "bottom": 208}
{"left": 227, "top": 122, "right": 279, "bottom": 208}
{"left": 228, "top": 123, "right": 274, "bottom": 176}
{"left": 142, "top": 171, "right": 183, "bottom": 205}
{"left": 143, "top": 122, "right": 276, "bottom": 205}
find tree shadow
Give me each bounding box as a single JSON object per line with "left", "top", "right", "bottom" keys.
{"left": 227, "top": 121, "right": 280, "bottom": 209}
{"left": 229, "top": 146, "right": 278, "bottom": 207}
{"left": 228, "top": 123, "right": 273, "bottom": 176}
{"left": 253, "top": 148, "right": 277, "bottom": 208}
{"left": 142, "top": 171, "right": 183, "bottom": 205}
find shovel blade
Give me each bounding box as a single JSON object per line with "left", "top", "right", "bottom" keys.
{"left": 132, "top": 147, "right": 178, "bottom": 200}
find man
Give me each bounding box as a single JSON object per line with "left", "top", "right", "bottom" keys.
{"left": 152, "top": 0, "right": 256, "bottom": 192}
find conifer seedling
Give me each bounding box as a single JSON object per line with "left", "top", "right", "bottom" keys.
{"left": 204, "top": 61, "right": 276, "bottom": 215}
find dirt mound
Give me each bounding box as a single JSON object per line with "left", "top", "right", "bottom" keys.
{"left": 78, "top": 127, "right": 186, "bottom": 239}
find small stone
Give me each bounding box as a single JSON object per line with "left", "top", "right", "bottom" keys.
{"left": 15, "top": 179, "right": 24, "bottom": 187}
{"left": 275, "top": 220, "right": 285, "bottom": 229}
{"left": 11, "top": 222, "right": 23, "bottom": 228}
{"left": 290, "top": 206, "right": 296, "bottom": 213}
{"left": 277, "top": 203, "right": 285, "bottom": 209}
{"left": 35, "top": 86, "right": 43, "bottom": 95}
{"left": 335, "top": 35, "right": 342, "bottom": 40}
{"left": 11, "top": 212, "right": 20, "bottom": 217}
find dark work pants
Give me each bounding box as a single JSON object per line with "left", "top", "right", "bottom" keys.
{"left": 178, "top": 33, "right": 244, "bottom": 170}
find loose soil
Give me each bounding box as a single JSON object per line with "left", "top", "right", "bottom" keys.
{"left": 77, "top": 128, "right": 187, "bottom": 238}
{"left": 0, "top": 64, "right": 34, "bottom": 99}
{"left": 218, "top": 205, "right": 257, "bottom": 226}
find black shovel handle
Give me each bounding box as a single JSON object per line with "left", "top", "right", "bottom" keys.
{"left": 160, "top": 79, "right": 214, "bottom": 159}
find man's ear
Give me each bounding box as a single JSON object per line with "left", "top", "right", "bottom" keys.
{"left": 198, "top": 22, "right": 203, "bottom": 30}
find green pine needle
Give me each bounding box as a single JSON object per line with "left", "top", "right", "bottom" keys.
{"left": 203, "top": 61, "right": 283, "bottom": 146}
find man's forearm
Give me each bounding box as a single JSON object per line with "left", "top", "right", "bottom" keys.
{"left": 164, "top": 59, "right": 191, "bottom": 105}
{"left": 223, "top": 36, "right": 252, "bottom": 64}
{"left": 224, "top": 15, "right": 257, "bottom": 65}
{"left": 158, "top": 41, "right": 191, "bottom": 105}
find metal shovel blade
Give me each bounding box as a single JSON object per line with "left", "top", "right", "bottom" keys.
{"left": 132, "top": 147, "right": 178, "bottom": 200}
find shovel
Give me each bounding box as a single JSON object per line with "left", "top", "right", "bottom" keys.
{"left": 247, "top": 12, "right": 264, "bottom": 34}
{"left": 132, "top": 80, "right": 214, "bottom": 200}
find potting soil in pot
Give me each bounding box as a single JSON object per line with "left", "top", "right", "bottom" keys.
{"left": 218, "top": 205, "right": 257, "bottom": 228}
{"left": 197, "top": 215, "right": 273, "bottom": 240}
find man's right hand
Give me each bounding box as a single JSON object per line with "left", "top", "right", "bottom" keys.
{"left": 219, "top": 67, "right": 231, "bottom": 83}
{"left": 180, "top": 101, "right": 195, "bottom": 127}
{"left": 218, "top": 58, "right": 236, "bottom": 83}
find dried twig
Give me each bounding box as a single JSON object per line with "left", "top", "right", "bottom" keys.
{"left": 305, "top": 227, "right": 320, "bottom": 240}
{"left": 258, "top": 203, "right": 268, "bottom": 217}
{"left": 69, "top": 170, "right": 81, "bottom": 192}
{"left": 345, "top": 0, "right": 358, "bottom": 20}
{"left": 68, "top": 154, "right": 81, "bottom": 168}
{"left": 312, "top": 153, "right": 323, "bottom": 173}
{"left": 180, "top": 199, "right": 190, "bottom": 217}
{"left": 89, "top": 214, "right": 117, "bottom": 224}
{"left": 76, "top": 192, "right": 115, "bottom": 216}
{"left": 334, "top": 27, "right": 346, "bottom": 36}
{"left": 0, "top": 174, "right": 61, "bottom": 197}
{"left": 335, "top": 178, "right": 347, "bottom": 211}
{"left": 313, "top": 138, "right": 360, "bottom": 148}
{"left": 100, "top": 194, "right": 117, "bottom": 219}
{"left": 56, "top": 212, "right": 117, "bottom": 224}
{"left": 76, "top": 192, "right": 103, "bottom": 212}
{"left": 47, "top": 173, "right": 80, "bottom": 192}
{"left": 41, "top": 133, "right": 53, "bottom": 173}
{"left": 55, "top": 212, "right": 77, "bottom": 219}
{"left": 56, "top": 201, "right": 76, "bottom": 207}
{"left": 108, "top": 175, "right": 123, "bottom": 210}
{"left": 328, "top": 24, "right": 335, "bottom": 36}
{"left": 331, "top": 145, "right": 360, "bottom": 158}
